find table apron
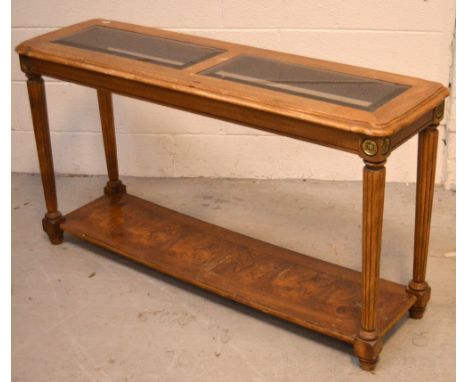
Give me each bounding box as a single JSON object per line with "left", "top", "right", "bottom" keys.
{"left": 22, "top": 56, "right": 376, "bottom": 155}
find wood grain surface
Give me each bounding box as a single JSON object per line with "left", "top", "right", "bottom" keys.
{"left": 16, "top": 19, "right": 449, "bottom": 142}
{"left": 61, "top": 193, "right": 416, "bottom": 344}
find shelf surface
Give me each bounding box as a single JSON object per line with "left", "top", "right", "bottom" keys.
{"left": 61, "top": 193, "right": 416, "bottom": 344}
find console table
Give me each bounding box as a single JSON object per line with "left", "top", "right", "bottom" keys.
{"left": 16, "top": 19, "right": 449, "bottom": 371}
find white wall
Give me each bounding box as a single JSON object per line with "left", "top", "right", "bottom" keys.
{"left": 12, "top": 1, "right": 456, "bottom": 186}
{"left": 445, "top": 32, "right": 456, "bottom": 190}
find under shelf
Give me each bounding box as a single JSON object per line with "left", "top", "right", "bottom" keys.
{"left": 61, "top": 193, "right": 416, "bottom": 344}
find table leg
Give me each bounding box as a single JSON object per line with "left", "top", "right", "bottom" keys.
{"left": 407, "top": 125, "right": 439, "bottom": 318}
{"left": 97, "top": 89, "right": 126, "bottom": 196}
{"left": 353, "top": 160, "right": 386, "bottom": 371}
{"left": 26, "top": 74, "right": 64, "bottom": 244}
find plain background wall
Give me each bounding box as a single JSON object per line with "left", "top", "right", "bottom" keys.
{"left": 11, "top": 1, "right": 456, "bottom": 188}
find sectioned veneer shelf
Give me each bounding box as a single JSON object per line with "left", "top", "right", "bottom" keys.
{"left": 61, "top": 194, "right": 416, "bottom": 344}
{"left": 17, "top": 18, "right": 449, "bottom": 371}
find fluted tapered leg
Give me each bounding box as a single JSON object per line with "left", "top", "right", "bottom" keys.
{"left": 407, "top": 125, "right": 439, "bottom": 318}
{"left": 354, "top": 160, "right": 386, "bottom": 371}
{"left": 97, "top": 89, "right": 126, "bottom": 196}
{"left": 27, "top": 74, "right": 64, "bottom": 244}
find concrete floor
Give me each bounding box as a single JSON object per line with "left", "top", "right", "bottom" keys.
{"left": 12, "top": 174, "right": 455, "bottom": 382}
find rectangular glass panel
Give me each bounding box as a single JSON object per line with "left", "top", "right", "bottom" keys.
{"left": 201, "top": 55, "right": 409, "bottom": 111}
{"left": 53, "top": 26, "right": 225, "bottom": 69}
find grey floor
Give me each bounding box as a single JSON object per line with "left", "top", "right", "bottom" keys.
{"left": 12, "top": 174, "right": 455, "bottom": 382}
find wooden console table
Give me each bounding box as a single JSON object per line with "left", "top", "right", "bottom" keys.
{"left": 16, "top": 19, "right": 449, "bottom": 371}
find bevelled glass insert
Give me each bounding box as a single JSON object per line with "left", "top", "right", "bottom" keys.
{"left": 201, "top": 55, "right": 409, "bottom": 111}
{"left": 53, "top": 26, "right": 225, "bottom": 69}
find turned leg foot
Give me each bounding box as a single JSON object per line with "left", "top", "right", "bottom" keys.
{"left": 407, "top": 281, "right": 431, "bottom": 319}
{"left": 354, "top": 332, "right": 384, "bottom": 371}
{"left": 359, "top": 357, "right": 379, "bottom": 371}
{"left": 42, "top": 211, "right": 65, "bottom": 245}
{"left": 104, "top": 179, "right": 127, "bottom": 196}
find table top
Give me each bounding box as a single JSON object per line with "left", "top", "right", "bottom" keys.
{"left": 16, "top": 19, "right": 448, "bottom": 140}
